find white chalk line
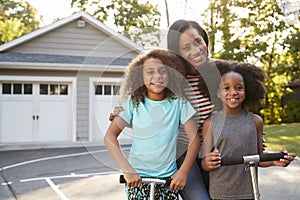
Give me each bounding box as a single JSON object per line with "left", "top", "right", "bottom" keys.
{"left": 22, "top": 171, "right": 121, "bottom": 200}
{"left": 20, "top": 171, "right": 120, "bottom": 182}
{"left": 1, "top": 147, "right": 130, "bottom": 171}
{"left": 45, "top": 178, "right": 69, "bottom": 200}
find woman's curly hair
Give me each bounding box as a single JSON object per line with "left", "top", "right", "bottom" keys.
{"left": 119, "top": 49, "right": 187, "bottom": 108}
{"left": 202, "top": 59, "right": 267, "bottom": 111}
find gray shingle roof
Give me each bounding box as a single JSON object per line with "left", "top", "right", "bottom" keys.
{"left": 0, "top": 52, "right": 132, "bottom": 66}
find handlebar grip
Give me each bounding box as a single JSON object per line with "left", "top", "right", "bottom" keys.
{"left": 221, "top": 156, "right": 244, "bottom": 166}
{"left": 165, "top": 178, "right": 171, "bottom": 186}
{"left": 260, "top": 152, "right": 285, "bottom": 162}
{"left": 119, "top": 175, "right": 126, "bottom": 184}
{"left": 119, "top": 175, "right": 171, "bottom": 186}
{"left": 221, "top": 152, "right": 286, "bottom": 166}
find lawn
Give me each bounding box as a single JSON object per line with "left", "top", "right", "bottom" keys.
{"left": 264, "top": 122, "right": 300, "bottom": 156}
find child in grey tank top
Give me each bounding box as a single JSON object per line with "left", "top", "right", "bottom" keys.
{"left": 200, "top": 60, "right": 296, "bottom": 200}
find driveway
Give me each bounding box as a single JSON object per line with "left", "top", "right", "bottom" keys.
{"left": 0, "top": 145, "right": 299, "bottom": 200}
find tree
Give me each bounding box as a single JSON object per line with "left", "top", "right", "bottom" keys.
{"left": 71, "top": 0, "right": 161, "bottom": 47}
{"left": 0, "top": 0, "right": 40, "bottom": 44}
{"left": 281, "top": 28, "right": 300, "bottom": 81}
{"left": 201, "top": 0, "right": 300, "bottom": 124}
{"left": 164, "top": 0, "right": 170, "bottom": 27}
{"left": 202, "top": 0, "right": 239, "bottom": 59}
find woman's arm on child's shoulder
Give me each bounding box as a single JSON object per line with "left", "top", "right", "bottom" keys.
{"left": 104, "top": 116, "right": 141, "bottom": 187}
{"left": 200, "top": 117, "right": 221, "bottom": 171}
{"left": 171, "top": 118, "right": 201, "bottom": 191}
{"left": 108, "top": 106, "right": 124, "bottom": 121}
{"left": 253, "top": 114, "right": 296, "bottom": 167}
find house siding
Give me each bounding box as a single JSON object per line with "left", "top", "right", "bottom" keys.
{"left": 8, "top": 20, "right": 138, "bottom": 58}
{"left": 76, "top": 72, "right": 90, "bottom": 140}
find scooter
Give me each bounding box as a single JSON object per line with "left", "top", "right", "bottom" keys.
{"left": 221, "top": 152, "right": 285, "bottom": 200}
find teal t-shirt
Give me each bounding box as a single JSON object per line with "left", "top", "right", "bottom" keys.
{"left": 119, "top": 96, "right": 196, "bottom": 178}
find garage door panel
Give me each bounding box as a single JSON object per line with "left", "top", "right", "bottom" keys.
{"left": 0, "top": 101, "right": 33, "bottom": 142}
{"left": 0, "top": 79, "right": 74, "bottom": 144}
{"left": 93, "top": 98, "right": 115, "bottom": 140}
{"left": 38, "top": 100, "right": 69, "bottom": 141}
{"left": 93, "top": 95, "right": 132, "bottom": 142}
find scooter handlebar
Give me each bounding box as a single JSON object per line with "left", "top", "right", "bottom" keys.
{"left": 260, "top": 152, "right": 285, "bottom": 162}
{"left": 221, "top": 152, "right": 286, "bottom": 166}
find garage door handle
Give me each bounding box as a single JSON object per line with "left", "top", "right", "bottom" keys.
{"left": 32, "top": 115, "right": 39, "bottom": 120}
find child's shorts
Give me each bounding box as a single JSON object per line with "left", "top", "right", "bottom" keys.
{"left": 125, "top": 182, "right": 179, "bottom": 200}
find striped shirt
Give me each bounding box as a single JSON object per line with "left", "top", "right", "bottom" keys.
{"left": 177, "top": 75, "right": 214, "bottom": 156}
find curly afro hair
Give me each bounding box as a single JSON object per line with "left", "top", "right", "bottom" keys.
{"left": 120, "top": 49, "right": 188, "bottom": 108}
{"left": 207, "top": 59, "right": 267, "bottom": 111}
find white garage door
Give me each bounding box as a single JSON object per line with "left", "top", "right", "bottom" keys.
{"left": 0, "top": 78, "right": 75, "bottom": 143}
{"left": 90, "top": 78, "right": 132, "bottom": 143}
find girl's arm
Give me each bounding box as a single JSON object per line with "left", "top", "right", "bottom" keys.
{"left": 104, "top": 116, "right": 141, "bottom": 187}
{"left": 254, "top": 114, "right": 296, "bottom": 167}
{"left": 200, "top": 117, "right": 221, "bottom": 171}
{"left": 170, "top": 118, "right": 201, "bottom": 191}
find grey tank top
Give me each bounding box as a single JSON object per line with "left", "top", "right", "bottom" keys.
{"left": 209, "top": 110, "right": 258, "bottom": 199}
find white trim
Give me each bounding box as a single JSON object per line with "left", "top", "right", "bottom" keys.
{"left": 0, "top": 76, "right": 75, "bottom": 82}
{"left": 88, "top": 77, "right": 122, "bottom": 141}
{"left": 0, "top": 75, "right": 77, "bottom": 142}
{"left": 0, "top": 11, "right": 143, "bottom": 53}
{"left": 0, "top": 62, "right": 126, "bottom": 72}
{"left": 89, "top": 78, "right": 94, "bottom": 141}
{"left": 91, "top": 77, "right": 124, "bottom": 84}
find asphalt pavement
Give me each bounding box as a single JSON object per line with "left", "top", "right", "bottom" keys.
{"left": 0, "top": 145, "right": 299, "bottom": 200}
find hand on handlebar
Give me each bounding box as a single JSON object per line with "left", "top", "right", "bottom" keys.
{"left": 202, "top": 148, "right": 221, "bottom": 171}
{"left": 170, "top": 169, "right": 187, "bottom": 191}
{"left": 274, "top": 148, "right": 296, "bottom": 167}
{"left": 123, "top": 172, "right": 142, "bottom": 188}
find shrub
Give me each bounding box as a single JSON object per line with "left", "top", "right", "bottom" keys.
{"left": 281, "top": 100, "right": 300, "bottom": 123}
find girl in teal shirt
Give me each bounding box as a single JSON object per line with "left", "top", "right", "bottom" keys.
{"left": 104, "top": 49, "right": 201, "bottom": 199}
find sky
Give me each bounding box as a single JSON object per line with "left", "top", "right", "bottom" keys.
{"left": 25, "top": 0, "right": 209, "bottom": 29}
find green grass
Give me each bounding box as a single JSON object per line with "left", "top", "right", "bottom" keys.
{"left": 264, "top": 123, "right": 300, "bottom": 156}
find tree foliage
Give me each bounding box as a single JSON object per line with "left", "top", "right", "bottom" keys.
{"left": 202, "top": 0, "right": 300, "bottom": 124}
{"left": 0, "top": 0, "right": 40, "bottom": 44}
{"left": 70, "top": 0, "right": 161, "bottom": 47}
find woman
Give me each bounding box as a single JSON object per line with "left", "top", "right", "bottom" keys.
{"left": 167, "top": 19, "right": 216, "bottom": 200}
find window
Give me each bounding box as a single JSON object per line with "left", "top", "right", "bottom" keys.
{"left": 95, "top": 85, "right": 103, "bottom": 95}
{"left": 2, "top": 83, "right": 11, "bottom": 94}
{"left": 60, "top": 85, "right": 68, "bottom": 95}
{"left": 13, "top": 84, "right": 22, "bottom": 94}
{"left": 104, "top": 85, "right": 111, "bottom": 95}
{"left": 95, "top": 84, "right": 120, "bottom": 96}
{"left": 24, "top": 84, "right": 33, "bottom": 95}
{"left": 40, "top": 84, "right": 48, "bottom": 95}
{"left": 113, "top": 85, "right": 120, "bottom": 95}
{"left": 40, "top": 84, "right": 68, "bottom": 95}
{"left": 1, "top": 83, "right": 33, "bottom": 95}
{"left": 50, "top": 84, "right": 59, "bottom": 95}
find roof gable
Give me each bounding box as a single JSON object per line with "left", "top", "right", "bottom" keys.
{"left": 0, "top": 11, "right": 143, "bottom": 54}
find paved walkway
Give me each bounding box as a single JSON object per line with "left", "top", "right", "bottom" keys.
{"left": 100, "top": 157, "right": 300, "bottom": 200}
